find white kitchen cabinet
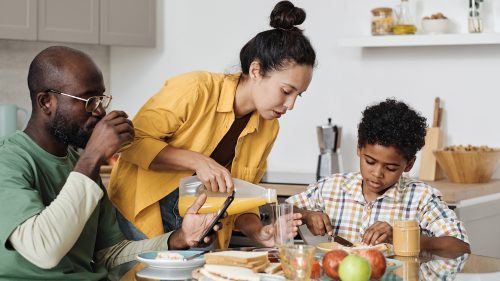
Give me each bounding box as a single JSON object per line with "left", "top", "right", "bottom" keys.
{"left": 0, "top": 0, "right": 37, "bottom": 40}
{"left": 454, "top": 193, "right": 500, "bottom": 259}
{"left": 100, "top": 0, "right": 156, "bottom": 47}
{"left": 38, "top": 0, "right": 99, "bottom": 44}
{"left": 0, "top": 0, "right": 155, "bottom": 47}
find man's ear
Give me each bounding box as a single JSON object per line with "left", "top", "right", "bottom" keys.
{"left": 37, "top": 92, "right": 54, "bottom": 115}
{"left": 249, "top": 60, "right": 262, "bottom": 80}
{"left": 404, "top": 157, "right": 416, "bottom": 172}
{"left": 356, "top": 146, "right": 361, "bottom": 157}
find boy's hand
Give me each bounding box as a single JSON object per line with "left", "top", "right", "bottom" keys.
{"left": 303, "top": 211, "right": 333, "bottom": 236}
{"left": 362, "top": 221, "right": 392, "bottom": 245}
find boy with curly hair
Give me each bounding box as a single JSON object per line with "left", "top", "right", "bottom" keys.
{"left": 287, "top": 99, "right": 470, "bottom": 253}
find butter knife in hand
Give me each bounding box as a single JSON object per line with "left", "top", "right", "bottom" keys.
{"left": 331, "top": 235, "right": 354, "bottom": 247}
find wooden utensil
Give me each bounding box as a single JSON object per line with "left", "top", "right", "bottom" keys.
{"left": 419, "top": 97, "right": 445, "bottom": 181}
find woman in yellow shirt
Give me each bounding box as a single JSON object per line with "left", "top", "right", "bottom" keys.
{"left": 108, "top": 0, "right": 316, "bottom": 249}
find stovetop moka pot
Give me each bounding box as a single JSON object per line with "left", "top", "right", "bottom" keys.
{"left": 316, "top": 118, "right": 342, "bottom": 180}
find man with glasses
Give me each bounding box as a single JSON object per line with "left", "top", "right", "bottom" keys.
{"left": 0, "top": 46, "right": 220, "bottom": 280}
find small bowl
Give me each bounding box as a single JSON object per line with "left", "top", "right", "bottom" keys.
{"left": 421, "top": 19, "right": 449, "bottom": 34}
{"left": 433, "top": 150, "right": 500, "bottom": 183}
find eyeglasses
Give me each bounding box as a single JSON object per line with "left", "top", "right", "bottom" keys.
{"left": 46, "top": 89, "right": 112, "bottom": 113}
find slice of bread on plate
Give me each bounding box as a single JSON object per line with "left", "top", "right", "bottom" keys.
{"left": 204, "top": 251, "right": 268, "bottom": 265}
{"left": 264, "top": 262, "right": 282, "bottom": 275}
{"left": 317, "top": 242, "right": 392, "bottom": 255}
{"left": 204, "top": 251, "right": 269, "bottom": 273}
{"left": 199, "top": 264, "right": 260, "bottom": 281}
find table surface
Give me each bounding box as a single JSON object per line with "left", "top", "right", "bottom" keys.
{"left": 110, "top": 250, "right": 500, "bottom": 281}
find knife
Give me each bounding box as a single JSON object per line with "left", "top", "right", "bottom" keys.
{"left": 331, "top": 235, "right": 354, "bottom": 247}
{"left": 183, "top": 246, "right": 258, "bottom": 261}
{"left": 183, "top": 249, "right": 211, "bottom": 261}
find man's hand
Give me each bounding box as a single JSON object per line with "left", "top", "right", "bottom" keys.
{"left": 85, "top": 110, "right": 134, "bottom": 163}
{"left": 168, "top": 193, "right": 220, "bottom": 249}
{"left": 193, "top": 154, "right": 233, "bottom": 193}
{"left": 362, "top": 221, "right": 392, "bottom": 245}
{"left": 75, "top": 111, "right": 134, "bottom": 180}
{"left": 303, "top": 210, "right": 333, "bottom": 236}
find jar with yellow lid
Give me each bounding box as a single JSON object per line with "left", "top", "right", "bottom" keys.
{"left": 371, "top": 7, "right": 393, "bottom": 35}
{"left": 393, "top": 220, "right": 420, "bottom": 257}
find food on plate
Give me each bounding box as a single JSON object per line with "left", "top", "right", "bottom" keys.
{"left": 358, "top": 249, "right": 387, "bottom": 280}
{"left": 338, "top": 254, "right": 371, "bottom": 281}
{"left": 264, "top": 262, "right": 282, "bottom": 275}
{"left": 155, "top": 251, "right": 184, "bottom": 260}
{"left": 204, "top": 251, "right": 269, "bottom": 272}
{"left": 323, "top": 249, "right": 349, "bottom": 279}
{"left": 317, "top": 241, "right": 391, "bottom": 255}
{"left": 423, "top": 13, "right": 447, "bottom": 20}
{"left": 199, "top": 264, "right": 260, "bottom": 281}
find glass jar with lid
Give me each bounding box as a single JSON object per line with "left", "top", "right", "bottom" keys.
{"left": 371, "top": 7, "right": 393, "bottom": 35}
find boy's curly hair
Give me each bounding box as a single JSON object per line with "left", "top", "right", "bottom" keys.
{"left": 358, "top": 98, "right": 428, "bottom": 161}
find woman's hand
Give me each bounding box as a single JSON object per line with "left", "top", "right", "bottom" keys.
{"left": 362, "top": 221, "right": 392, "bottom": 245}
{"left": 193, "top": 154, "right": 233, "bottom": 193}
{"left": 149, "top": 146, "right": 233, "bottom": 193}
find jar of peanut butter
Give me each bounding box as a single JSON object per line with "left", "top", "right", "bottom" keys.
{"left": 393, "top": 220, "right": 420, "bottom": 256}
{"left": 393, "top": 256, "right": 419, "bottom": 280}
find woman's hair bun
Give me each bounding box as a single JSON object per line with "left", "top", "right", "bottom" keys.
{"left": 270, "top": 1, "right": 306, "bottom": 30}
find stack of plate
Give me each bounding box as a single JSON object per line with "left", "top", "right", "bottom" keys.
{"left": 136, "top": 250, "right": 205, "bottom": 280}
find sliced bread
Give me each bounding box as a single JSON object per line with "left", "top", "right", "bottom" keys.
{"left": 264, "top": 262, "right": 282, "bottom": 275}
{"left": 204, "top": 251, "right": 268, "bottom": 264}
{"left": 199, "top": 264, "right": 260, "bottom": 281}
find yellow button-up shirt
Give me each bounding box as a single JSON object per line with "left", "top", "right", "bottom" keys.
{"left": 108, "top": 71, "right": 279, "bottom": 248}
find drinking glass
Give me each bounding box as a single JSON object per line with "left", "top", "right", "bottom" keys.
{"left": 279, "top": 244, "right": 316, "bottom": 281}
{"left": 271, "top": 203, "right": 294, "bottom": 246}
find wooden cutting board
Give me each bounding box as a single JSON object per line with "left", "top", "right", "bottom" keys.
{"left": 419, "top": 97, "right": 445, "bottom": 181}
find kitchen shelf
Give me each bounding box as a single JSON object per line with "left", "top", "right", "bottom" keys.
{"left": 338, "top": 33, "right": 500, "bottom": 47}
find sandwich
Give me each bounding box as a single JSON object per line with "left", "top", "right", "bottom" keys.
{"left": 199, "top": 264, "right": 260, "bottom": 281}
{"left": 204, "top": 251, "right": 269, "bottom": 272}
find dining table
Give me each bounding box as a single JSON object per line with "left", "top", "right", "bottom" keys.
{"left": 107, "top": 248, "right": 500, "bottom": 281}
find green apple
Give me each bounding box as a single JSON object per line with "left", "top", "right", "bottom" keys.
{"left": 338, "top": 254, "right": 371, "bottom": 281}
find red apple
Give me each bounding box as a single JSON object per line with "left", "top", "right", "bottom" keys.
{"left": 322, "top": 249, "right": 349, "bottom": 279}
{"left": 358, "top": 249, "right": 387, "bottom": 280}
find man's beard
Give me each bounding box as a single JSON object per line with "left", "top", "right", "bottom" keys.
{"left": 48, "top": 108, "right": 97, "bottom": 149}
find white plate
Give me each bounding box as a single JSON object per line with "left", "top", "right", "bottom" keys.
{"left": 137, "top": 250, "right": 205, "bottom": 269}
{"left": 137, "top": 266, "right": 194, "bottom": 280}
{"left": 200, "top": 273, "right": 285, "bottom": 281}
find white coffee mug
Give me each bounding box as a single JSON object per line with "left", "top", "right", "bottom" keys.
{"left": 0, "top": 104, "right": 30, "bottom": 138}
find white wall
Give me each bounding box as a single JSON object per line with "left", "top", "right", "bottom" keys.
{"left": 110, "top": 0, "right": 500, "bottom": 179}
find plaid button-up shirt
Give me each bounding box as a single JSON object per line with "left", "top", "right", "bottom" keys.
{"left": 286, "top": 172, "right": 469, "bottom": 244}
